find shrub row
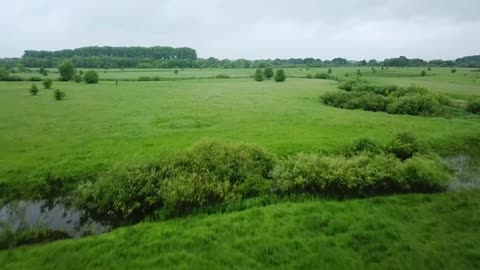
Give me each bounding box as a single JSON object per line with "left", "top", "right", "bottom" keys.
{"left": 76, "top": 135, "right": 449, "bottom": 223}
{"left": 323, "top": 81, "right": 457, "bottom": 116}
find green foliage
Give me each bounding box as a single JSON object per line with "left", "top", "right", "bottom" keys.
{"left": 328, "top": 68, "right": 332, "bottom": 74}
{"left": 421, "top": 70, "right": 426, "bottom": 76}
{"left": 53, "top": 89, "right": 66, "bottom": 100}
{"left": 174, "top": 70, "right": 179, "bottom": 75}
{"left": 72, "top": 73, "right": 82, "bottom": 83}
{"left": 451, "top": 68, "right": 457, "bottom": 73}
{"left": 42, "top": 78, "right": 53, "bottom": 89}
{"left": 314, "top": 73, "right": 330, "bottom": 79}
{"left": 0, "top": 226, "right": 69, "bottom": 250}
{"left": 215, "top": 74, "right": 230, "bottom": 79}
{"left": 274, "top": 69, "right": 286, "bottom": 82}
{"left": 386, "top": 132, "right": 419, "bottom": 160}
{"left": 138, "top": 76, "right": 152, "bottom": 81}
{"left": 0, "top": 68, "right": 9, "bottom": 81}
{"left": 349, "top": 137, "right": 382, "bottom": 155}
{"left": 272, "top": 152, "right": 451, "bottom": 197}
{"left": 466, "top": 98, "right": 480, "bottom": 114}
{"left": 58, "top": 60, "right": 75, "bottom": 81}
{"left": 254, "top": 68, "right": 264, "bottom": 82}
{"left": 386, "top": 94, "right": 441, "bottom": 116}
{"left": 29, "top": 84, "right": 39, "bottom": 96}
{"left": 28, "top": 76, "right": 42, "bottom": 81}
{"left": 305, "top": 74, "right": 313, "bottom": 79}
{"left": 263, "top": 67, "right": 274, "bottom": 80}
{"left": 84, "top": 70, "right": 99, "bottom": 84}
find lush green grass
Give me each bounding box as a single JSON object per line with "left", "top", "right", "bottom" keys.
{"left": 1, "top": 78, "right": 479, "bottom": 189}
{"left": 1, "top": 191, "right": 479, "bottom": 269}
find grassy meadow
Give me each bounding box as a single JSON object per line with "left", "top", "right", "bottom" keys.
{"left": 1, "top": 66, "right": 480, "bottom": 268}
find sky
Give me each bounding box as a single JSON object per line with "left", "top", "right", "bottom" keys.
{"left": 1, "top": 0, "right": 479, "bottom": 60}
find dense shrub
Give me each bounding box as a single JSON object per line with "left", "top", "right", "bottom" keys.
{"left": 314, "top": 73, "right": 330, "bottom": 79}
{"left": 42, "top": 78, "right": 53, "bottom": 89}
{"left": 272, "top": 153, "right": 451, "bottom": 197}
{"left": 0, "top": 68, "right": 9, "bottom": 80}
{"left": 386, "top": 132, "right": 419, "bottom": 160}
{"left": 400, "top": 155, "right": 452, "bottom": 192}
{"left": 138, "top": 76, "right": 152, "bottom": 81}
{"left": 466, "top": 98, "right": 480, "bottom": 114}
{"left": 305, "top": 74, "right": 313, "bottom": 79}
{"left": 451, "top": 68, "right": 457, "bottom": 73}
{"left": 349, "top": 137, "right": 382, "bottom": 155}
{"left": 77, "top": 162, "right": 168, "bottom": 221}
{"left": 72, "top": 73, "right": 82, "bottom": 83}
{"left": 28, "top": 76, "right": 42, "bottom": 81}
{"left": 421, "top": 71, "right": 426, "bottom": 77}
{"left": 386, "top": 94, "right": 441, "bottom": 116}
{"left": 254, "top": 68, "right": 264, "bottom": 82}
{"left": 274, "top": 69, "right": 286, "bottom": 82}
{"left": 84, "top": 70, "right": 99, "bottom": 84}
{"left": 215, "top": 74, "right": 230, "bottom": 79}
{"left": 343, "top": 92, "right": 388, "bottom": 112}
{"left": 389, "top": 85, "right": 428, "bottom": 98}
{"left": 53, "top": 89, "right": 66, "bottom": 100}
{"left": 29, "top": 84, "right": 39, "bottom": 96}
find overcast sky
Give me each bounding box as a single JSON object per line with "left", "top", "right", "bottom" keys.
{"left": 2, "top": 0, "right": 479, "bottom": 60}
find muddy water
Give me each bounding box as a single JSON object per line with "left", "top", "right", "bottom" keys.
{"left": 0, "top": 201, "right": 110, "bottom": 237}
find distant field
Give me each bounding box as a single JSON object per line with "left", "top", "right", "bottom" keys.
{"left": 16, "top": 67, "right": 480, "bottom": 95}
{"left": 0, "top": 75, "right": 479, "bottom": 187}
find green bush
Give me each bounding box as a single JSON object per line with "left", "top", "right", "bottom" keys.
{"left": 305, "top": 74, "right": 313, "bottom": 79}
{"left": 53, "top": 89, "right": 66, "bottom": 100}
{"left": 42, "top": 78, "right": 53, "bottom": 89}
{"left": 29, "top": 84, "right": 39, "bottom": 96}
{"left": 58, "top": 60, "right": 75, "bottom": 81}
{"left": 386, "top": 132, "right": 419, "bottom": 160}
{"left": 274, "top": 69, "right": 286, "bottom": 82}
{"left": 389, "top": 85, "right": 428, "bottom": 98}
{"left": 314, "top": 73, "right": 330, "bottom": 79}
{"left": 400, "top": 155, "right": 452, "bottom": 192}
{"left": 28, "top": 76, "right": 42, "bottom": 81}
{"left": 138, "top": 76, "right": 152, "bottom": 81}
{"left": 451, "top": 68, "right": 457, "bottom": 73}
{"left": 0, "top": 68, "right": 9, "bottom": 80}
{"left": 343, "top": 92, "right": 388, "bottom": 112}
{"left": 215, "top": 74, "right": 230, "bottom": 79}
{"left": 77, "top": 162, "right": 168, "bottom": 221}
{"left": 466, "top": 98, "right": 480, "bottom": 114}
{"left": 72, "top": 73, "right": 82, "bottom": 83}
{"left": 420, "top": 71, "right": 426, "bottom": 77}
{"left": 84, "top": 70, "right": 99, "bottom": 84}
{"left": 386, "top": 94, "right": 441, "bottom": 116}
{"left": 254, "top": 68, "right": 264, "bottom": 82}
{"left": 349, "top": 137, "right": 382, "bottom": 155}
{"left": 264, "top": 67, "right": 274, "bottom": 80}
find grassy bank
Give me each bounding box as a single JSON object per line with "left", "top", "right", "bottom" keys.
{"left": 1, "top": 190, "right": 479, "bottom": 269}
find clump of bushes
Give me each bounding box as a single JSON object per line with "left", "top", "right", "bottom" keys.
{"left": 53, "top": 89, "right": 66, "bottom": 100}
{"left": 72, "top": 73, "right": 82, "bottom": 83}
{"left": 305, "top": 74, "right": 313, "bottom": 79}
{"left": 314, "top": 73, "right": 330, "bottom": 79}
{"left": 29, "top": 84, "right": 39, "bottom": 96}
{"left": 215, "top": 74, "right": 230, "bottom": 79}
{"left": 386, "top": 132, "right": 419, "bottom": 160}
{"left": 84, "top": 70, "right": 99, "bottom": 84}
{"left": 323, "top": 81, "right": 456, "bottom": 117}
{"left": 466, "top": 98, "right": 480, "bottom": 114}
{"left": 77, "top": 141, "right": 275, "bottom": 221}
{"left": 272, "top": 153, "right": 450, "bottom": 197}
{"left": 138, "top": 76, "right": 152, "bottom": 81}
{"left": 42, "top": 78, "right": 53, "bottom": 89}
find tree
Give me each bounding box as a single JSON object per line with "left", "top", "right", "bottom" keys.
{"left": 42, "top": 78, "right": 53, "bottom": 89}
{"left": 263, "top": 67, "right": 274, "bottom": 80}
{"left": 84, "top": 70, "right": 99, "bottom": 84}
{"left": 274, "top": 69, "right": 286, "bottom": 82}
{"left": 174, "top": 69, "right": 179, "bottom": 75}
{"left": 58, "top": 60, "right": 75, "bottom": 81}
{"left": 254, "top": 68, "right": 264, "bottom": 82}
{"left": 0, "top": 68, "right": 8, "bottom": 80}
{"left": 420, "top": 71, "right": 426, "bottom": 77}
{"left": 328, "top": 68, "right": 332, "bottom": 74}
{"left": 29, "top": 84, "right": 39, "bottom": 96}
{"left": 357, "top": 69, "right": 361, "bottom": 76}
{"left": 451, "top": 68, "right": 457, "bottom": 73}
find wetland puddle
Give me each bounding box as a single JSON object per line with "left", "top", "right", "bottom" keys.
{"left": 0, "top": 200, "right": 110, "bottom": 238}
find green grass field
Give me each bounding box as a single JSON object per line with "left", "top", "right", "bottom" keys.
{"left": 1, "top": 67, "right": 480, "bottom": 269}
{"left": 1, "top": 191, "right": 479, "bottom": 269}
{"left": 1, "top": 76, "right": 479, "bottom": 188}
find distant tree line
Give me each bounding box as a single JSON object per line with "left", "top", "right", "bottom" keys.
{"left": 0, "top": 46, "right": 479, "bottom": 69}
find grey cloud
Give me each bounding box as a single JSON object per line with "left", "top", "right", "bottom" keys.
{"left": 1, "top": 0, "right": 479, "bottom": 60}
